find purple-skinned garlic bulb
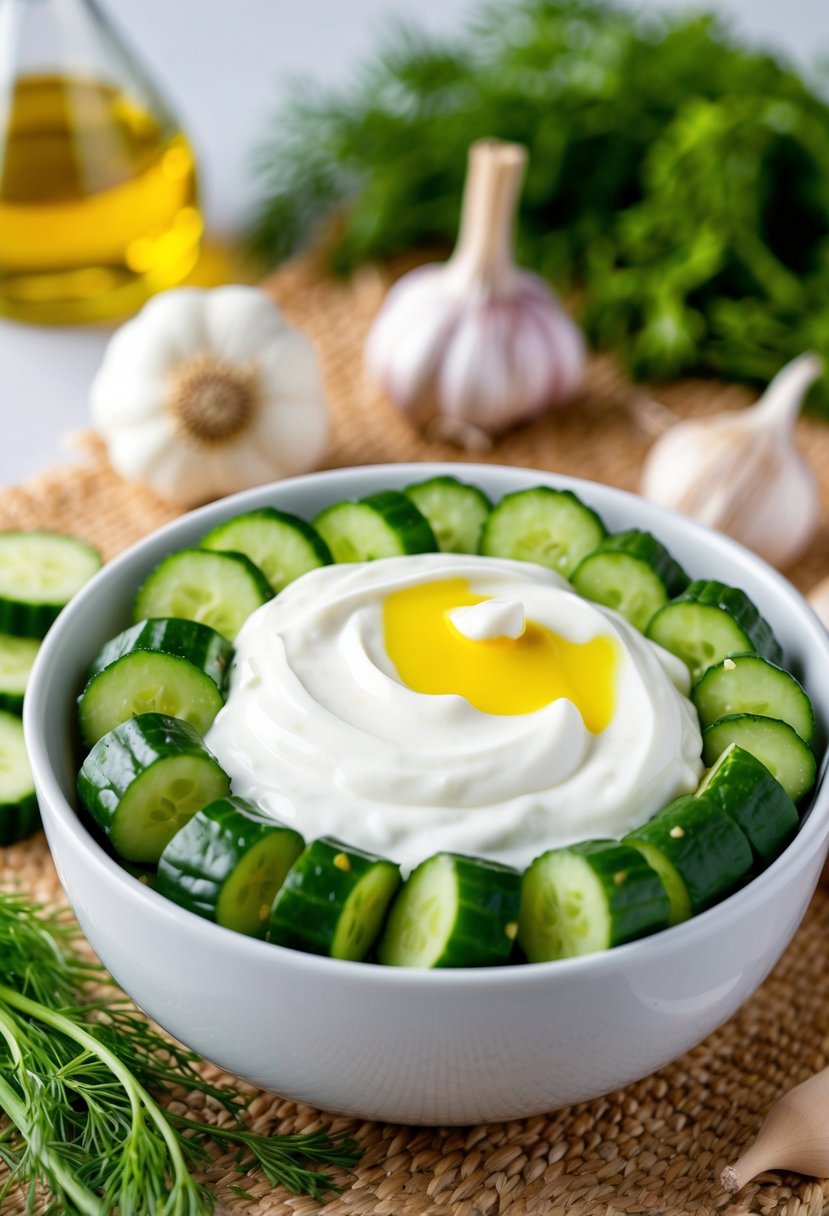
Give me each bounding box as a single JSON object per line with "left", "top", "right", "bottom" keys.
{"left": 365, "top": 139, "right": 585, "bottom": 449}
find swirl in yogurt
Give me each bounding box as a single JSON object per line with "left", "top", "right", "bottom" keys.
{"left": 206, "top": 554, "right": 702, "bottom": 872}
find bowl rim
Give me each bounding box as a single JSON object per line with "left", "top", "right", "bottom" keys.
{"left": 24, "top": 461, "right": 829, "bottom": 989}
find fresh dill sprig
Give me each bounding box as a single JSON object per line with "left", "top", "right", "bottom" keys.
{"left": 0, "top": 891, "right": 361, "bottom": 1215}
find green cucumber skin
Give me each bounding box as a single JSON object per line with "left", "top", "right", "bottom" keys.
{"left": 584, "top": 530, "right": 689, "bottom": 598}
{"left": 77, "top": 712, "right": 229, "bottom": 846}
{"left": 697, "top": 745, "right": 798, "bottom": 866}
{"left": 0, "top": 792, "right": 41, "bottom": 846}
{"left": 269, "top": 837, "right": 401, "bottom": 958}
{"left": 692, "top": 654, "right": 815, "bottom": 744}
{"left": 668, "top": 581, "right": 783, "bottom": 665}
{"left": 701, "top": 714, "right": 817, "bottom": 803}
{"left": 625, "top": 795, "right": 753, "bottom": 915}
{"left": 313, "top": 491, "right": 438, "bottom": 561}
{"left": 565, "top": 840, "right": 672, "bottom": 947}
{"left": 403, "top": 477, "right": 492, "bottom": 555}
{"left": 87, "top": 618, "right": 233, "bottom": 692}
{"left": 200, "top": 507, "right": 333, "bottom": 589}
{"left": 156, "top": 796, "right": 304, "bottom": 934}
{"left": 0, "top": 690, "right": 25, "bottom": 714}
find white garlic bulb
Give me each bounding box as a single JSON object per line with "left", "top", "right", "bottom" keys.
{"left": 641, "top": 353, "right": 823, "bottom": 568}
{"left": 365, "top": 139, "right": 585, "bottom": 447}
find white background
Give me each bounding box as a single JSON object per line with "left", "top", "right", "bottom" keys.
{"left": 0, "top": 0, "right": 825, "bottom": 488}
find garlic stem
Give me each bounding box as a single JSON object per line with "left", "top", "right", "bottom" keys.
{"left": 451, "top": 139, "right": 527, "bottom": 292}
{"left": 754, "top": 351, "right": 823, "bottom": 429}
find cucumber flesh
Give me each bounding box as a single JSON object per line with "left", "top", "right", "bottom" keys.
{"left": 0, "top": 634, "right": 39, "bottom": 713}
{"left": 133, "top": 549, "right": 272, "bottom": 641}
{"left": 313, "top": 491, "right": 437, "bottom": 563}
{"left": 480, "top": 487, "right": 605, "bottom": 577}
{"left": 693, "top": 654, "right": 814, "bottom": 744}
{"left": 87, "top": 618, "right": 232, "bottom": 690}
{"left": 404, "top": 476, "right": 492, "bottom": 555}
{"left": 0, "top": 532, "right": 101, "bottom": 638}
{"left": 696, "top": 743, "right": 798, "bottom": 865}
{"left": 0, "top": 710, "right": 40, "bottom": 845}
{"left": 570, "top": 529, "right": 688, "bottom": 633}
{"left": 518, "top": 840, "right": 671, "bottom": 962}
{"left": 378, "top": 852, "right": 521, "bottom": 969}
{"left": 702, "top": 714, "right": 817, "bottom": 802}
{"left": 200, "top": 508, "right": 332, "bottom": 592}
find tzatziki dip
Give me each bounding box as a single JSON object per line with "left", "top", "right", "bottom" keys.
{"left": 205, "top": 553, "right": 702, "bottom": 872}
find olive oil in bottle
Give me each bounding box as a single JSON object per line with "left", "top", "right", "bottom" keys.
{"left": 0, "top": 1, "right": 202, "bottom": 324}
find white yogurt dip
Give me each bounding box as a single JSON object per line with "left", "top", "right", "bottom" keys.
{"left": 205, "top": 553, "right": 702, "bottom": 872}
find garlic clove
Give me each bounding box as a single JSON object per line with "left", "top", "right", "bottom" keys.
{"left": 640, "top": 353, "right": 823, "bottom": 569}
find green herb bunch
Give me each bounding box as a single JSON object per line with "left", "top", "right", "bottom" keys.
{"left": 0, "top": 891, "right": 360, "bottom": 1214}
{"left": 250, "top": 0, "right": 829, "bottom": 411}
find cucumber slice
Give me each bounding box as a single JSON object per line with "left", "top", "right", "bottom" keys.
{"left": 200, "top": 507, "right": 332, "bottom": 593}
{"left": 313, "top": 491, "right": 437, "bottom": 563}
{"left": 702, "top": 714, "right": 817, "bottom": 802}
{"left": 0, "top": 634, "right": 39, "bottom": 713}
{"left": 480, "top": 487, "right": 606, "bottom": 577}
{"left": 78, "top": 652, "right": 226, "bottom": 748}
{"left": 378, "top": 852, "right": 521, "bottom": 969}
{"left": 646, "top": 580, "right": 783, "bottom": 682}
{"left": 133, "top": 549, "right": 272, "bottom": 641}
{"left": 570, "top": 530, "right": 689, "bottom": 633}
{"left": 403, "top": 476, "right": 492, "bottom": 555}
{"left": 157, "top": 796, "right": 304, "bottom": 937}
{"left": 0, "top": 531, "right": 101, "bottom": 638}
{"left": 625, "top": 794, "right": 753, "bottom": 923}
{"left": 0, "top": 710, "right": 40, "bottom": 845}
{"left": 696, "top": 743, "right": 798, "bottom": 865}
{"left": 518, "top": 840, "right": 671, "bottom": 962}
{"left": 269, "top": 837, "right": 401, "bottom": 961}
{"left": 77, "top": 712, "right": 230, "bottom": 863}
{"left": 692, "top": 654, "right": 814, "bottom": 744}
{"left": 87, "top": 618, "right": 232, "bottom": 689}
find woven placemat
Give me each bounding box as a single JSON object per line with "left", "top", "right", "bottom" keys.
{"left": 2, "top": 252, "right": 829, "bottom": 1216}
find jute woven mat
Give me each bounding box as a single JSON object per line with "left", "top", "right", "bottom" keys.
{"left": 3, "top": 252, "right": 829, "bottom": 1215}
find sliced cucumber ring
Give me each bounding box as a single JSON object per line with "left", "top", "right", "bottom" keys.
{"left": 378, "top": 852, "right": 520, "bottom": 968}
{"left": 0, "top": 531, "right": 101, "bottom": 638}
{"left": 313, "top": 491, "right": 437, "bottom": 563}
{"left": 0, "top": 710, "right": 40, "bottom": 845}
{"left": 0, "top": 633, "right": 40, "bottom": 713}
{"left": 693, "top": 654, "right": 814, "bottom": 744}
{"left": 200, "top": 507, "right": 332, "bottom": 592}
{"left": 404, "top": 476, "right": 492, "bottom": 555}
{"left": 570, "top": 529, "right": 689, "bottom": 633}
{"left": 702, "top": 713, "right": 817, "bottom": 802}
{"left": 480, "top": 487, "right": 606, "bottom": 577}
{"left": 77, "top": 712, "right": 230, "bottom": 863}
{"left": 518, "top": 840, "right": 671, "bottom": 962}
{"left": 269, "top": 837, "right": 401, "bottom": 961}
{"left": 646, "top": 580, "right": 783, "bottom": 682}
{"left": 157, "top": 796, "right": 304, "bottom": 937}
{"left": 696, "top": 743, "right": 798, "bottom": 865}
{"left": 133, "top": 549, "right": 272, "bottom": 641}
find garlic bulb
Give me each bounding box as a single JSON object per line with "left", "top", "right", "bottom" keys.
{"left": 808, "top": 577, "right": 829, "bottom": 632}
{"left": 91, "top": 285, "right": 328, "bottom": 507}
{"left": 365, "top": 139, "right": 585, "bottom": 447}
{"left": 641, "top": 353, "right": 823, "bottom": 568}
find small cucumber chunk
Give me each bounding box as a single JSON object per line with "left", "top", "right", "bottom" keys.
{"left": 404, "top": 476, "right": 492, "bottom": 555}
{"left": 480, "top": 487, "right": 606, "bottom": 577}
{"left": 518, "top": 840, "right": 671, "bottom": 962}
{"left": 0, "top": 531, "right": 101, "bottom": 638}
{"left": 133, "top": 549, "right": 272, "bottom": 641}
{"left": 0, "top": 634, "right": 40, "bottom": 713}
{"left": 378, "top": 852, "right": 521, "bottom": 969}
{"left": 200, "top": 507, "right": 332, "bottom": 592}
{"left": 77, "top": 712, "right": 230, "bottom": 863}
{"left": 696, "top": 743, "right": 798, "bottom": 866}
{"left": 693, "top": 654, "right": 814, "bottom": 744}
{"left": 269, "top": 837, "right": 401, "bottom": 961}
{"left": 625, "top": 794, "right": 753, "bottom": 922}
{"left": 702, "top": 714, "right": 816, "bottom": 802}
{"left": 157, "top": 796, "right": 304, "bottom": 937}
{"left": 313, "top": 491, "right": 437, "bottom": 563}
{"left": 646, "top": 580, "right": 783, "bottom": 682}
{"left": 570, "top": 530, "right": 689, "bottom": 633}
{"left": 0, "top": 710, "right": 40, "bottom": 845}
{"left": 79, "top": 618, "right": 233, "bottom": 746}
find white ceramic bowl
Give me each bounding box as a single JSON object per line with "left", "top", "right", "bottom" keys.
{"left": 24, "top": 464, "right": 829, "bottom": 1125}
